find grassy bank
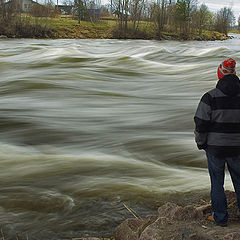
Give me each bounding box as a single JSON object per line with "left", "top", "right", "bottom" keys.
{"left": 47, "top": 16, "right": 228, "bottom": 41}
{"left": 229, "top": 29, "right": 240, "bottom": 34}
{"left": 47, "top": 16, "right": 115, "bottom": 39}
{"left": 0, "top": 15, "right": 229, "bottom": 41}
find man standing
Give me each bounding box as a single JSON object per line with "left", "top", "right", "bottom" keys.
{"left": 194, "top": 58, "right": 240, "bottom": 227}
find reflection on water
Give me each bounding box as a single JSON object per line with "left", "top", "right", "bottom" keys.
{"left": 0, "top": 36, "right": 239, "bottom": 238}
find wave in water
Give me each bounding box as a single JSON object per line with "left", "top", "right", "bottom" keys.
{"left": 0, "top": 37, "right": 239, "bottom": 238}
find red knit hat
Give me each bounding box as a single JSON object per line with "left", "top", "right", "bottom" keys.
{"left": 217, "top": 58, "right": 236, "bottom": 80}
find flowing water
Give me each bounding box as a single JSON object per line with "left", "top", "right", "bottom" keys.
{"left": 0, "top": 36, "right": 240, "bottom": 239}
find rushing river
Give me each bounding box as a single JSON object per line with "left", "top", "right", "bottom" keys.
{"left": 0, "top": 36, "right": 240, "bottom": 239}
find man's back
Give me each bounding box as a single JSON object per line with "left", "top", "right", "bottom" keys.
{"left": 194, "top": 74, "right": 240, "bottom": 157}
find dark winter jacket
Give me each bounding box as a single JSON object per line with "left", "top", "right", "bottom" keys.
{"left": 194, "top": 74, "right": 240, "bottom": 157}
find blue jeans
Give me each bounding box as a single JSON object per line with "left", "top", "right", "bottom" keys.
{"left": 206, "top": 151, "right": 240, "bottom": 224}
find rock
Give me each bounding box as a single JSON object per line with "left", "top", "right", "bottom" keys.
{"left": 145, "top": 214, "right": 158, "bottom": 223}
{"left": 114, "top": 218, "right": 145, "bottom": 240}
{"left": 225, "top": 191, "right": 239, "bottom": 220}
{"left": 157, "top": 202, "right": 177, "bottom": 217}
{"left": 194, "top": 36, "right": 202, "bottom": 41}
{"left": 223, "top": 232, "right": 240, "bottom": 240}
{"left": 179, "top": 227, "right": 207, "bottom": 240}
{"left": 139, "top": 219, "right": 210, "bottom": 240}
{"left": 138, "top": 215, "right": 159, "bottom": 237}
{"left": 206, "top": 230, "right": 217, "bottom": 235}
{"left": 139, "top": 217, "right": 171, "bottom": 240}
{"left": 225, "top": 190, "right": 237, "bottom": 205}
{"left": 196, "top": 204, "right": 212, "bottom": 215}
{"left": 113, "top": 193, "right": 240, "bottom": 240}
{"left": 158, "top": 202, "right": 203, "bottom": 221}
{"left": 72, "top": 238, "right": 103, "bottom": 240}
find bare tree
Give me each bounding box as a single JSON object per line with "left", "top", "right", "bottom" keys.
{"left": 238, "top": 15, "right": 240, "bottom": 31}
{"left": 0, "top": 0, "right": 6, "bottom": 19}
{"left": 174, "top": 0, "right": 197, "bottom": 36}
{"left": 214, "top": 7, "right": 235, "bottom": 35}
{"left": 74, "top": 0, "right": 88, "bottom": 23}
{"left": 194, "top": 4, "right": 209, "bottom": 35}
{"left": 129, "top": 0, "right": 145, "bottom": 32}
{"left": 112, "top": 0, "right": 130, "bottom": 37}
{"left": 152, "top": 0, "right": 168, "bottom": 38}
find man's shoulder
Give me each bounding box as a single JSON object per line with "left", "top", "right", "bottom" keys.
{"left": 200, "top": 88, "right": 223, "bottom": 104}
{"left": 205, "top": 88, "right": 224, "bottom": 98}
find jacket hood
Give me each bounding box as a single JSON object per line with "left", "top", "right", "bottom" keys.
{"left": 216, "top": 74, "right": 240, "bottom": 97}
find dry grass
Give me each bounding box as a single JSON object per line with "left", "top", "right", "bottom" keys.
{"left": 123, "top": 203, "right": 143, "bottom": 220}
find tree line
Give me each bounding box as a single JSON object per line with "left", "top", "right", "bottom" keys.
{"left": 0, "top": 0, "right": 236, "bottom": 39}
{"left": 110, "top": 0, "right": 235, "bottom": 38}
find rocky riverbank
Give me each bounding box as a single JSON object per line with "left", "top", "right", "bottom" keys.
{"left": 77, "top": 190, "right": 240, "bottom": 240}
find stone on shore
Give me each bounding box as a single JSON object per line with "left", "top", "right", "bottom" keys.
{"left": 113, "top": 190, "right": 240, "bottom": 240}
{"left": 73, "top": 238, "right": 105, "bottom": 240}
{"left": 73, "top": 238, "right": 113, "bottom": 240}
{"left": 158, "top": 202, "right": 203, "bottom": 221}
{"left": 114, "top": 218, "right": 145, "bottom": 240}
{"left": 223, "top": 232, "right": 240, "bottom": 240}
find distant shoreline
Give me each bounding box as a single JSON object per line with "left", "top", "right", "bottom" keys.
{"left": 0, "top": 17, "right": 229, "bottom": 41}
{"left": 0, "top": 33, "right": 229, "bottom": 41}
